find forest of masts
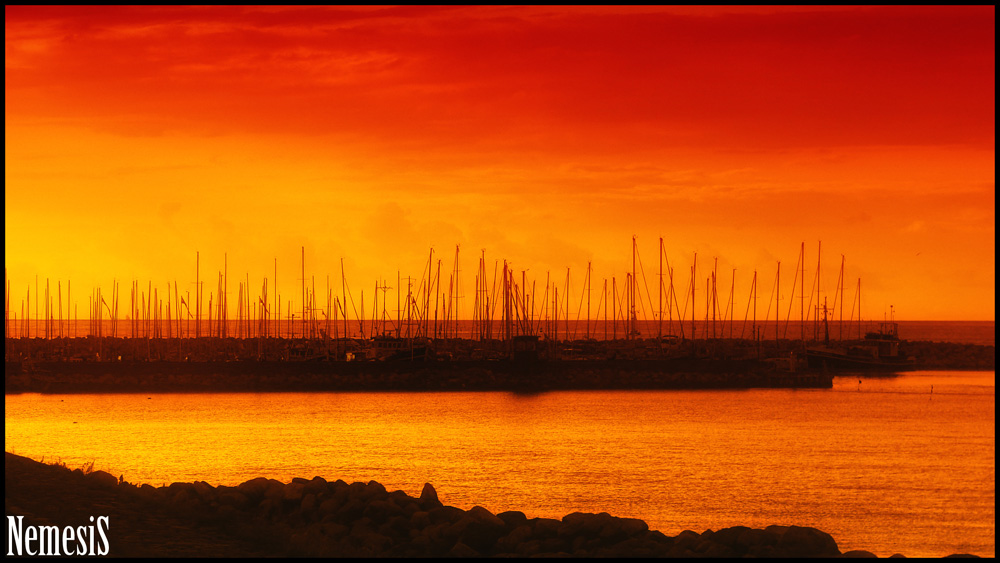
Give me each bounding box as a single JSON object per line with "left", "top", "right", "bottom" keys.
{"left": 5, "top": 239, "right": 869, "bottom": 344}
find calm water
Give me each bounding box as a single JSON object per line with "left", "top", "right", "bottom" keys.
{"left": 5, "top": 371, "right": 994, "bottom": 558}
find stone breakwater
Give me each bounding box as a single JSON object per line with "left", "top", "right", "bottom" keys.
{"left": 5, "top": 358, "right": 833, "bottom": 394}
{"left": 4, "top": 453, "right": 982, "bottom": 558}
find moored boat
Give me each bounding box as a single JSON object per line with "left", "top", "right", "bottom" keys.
{"left": 806, "top": 320, "right": 917, "bottom": 371}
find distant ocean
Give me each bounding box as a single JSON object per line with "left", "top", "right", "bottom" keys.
{"left": 6, "top": 319, "right": 994, "bottom": 346}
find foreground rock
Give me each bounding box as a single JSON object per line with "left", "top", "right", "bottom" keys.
{"left": 4, "top": 453, "right": 982, "bottom": 557}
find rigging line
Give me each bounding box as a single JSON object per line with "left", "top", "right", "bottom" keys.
{"left": 635, "top": 243, "right": 656, "bottom": 324}
{"left": 679, "top": 274, "right": 692, "bottom": 324}
{"left": 783, "top": 247, "right": 802, "bottom": 339}
{"left": 764, "top": 268, "right": 777, "bottom": 337}
{"left": 489, "top": 260, "right": 501, "bottom": 325}
{"left": 740, "top": 272, "right": 755, "bottom": 340}
{"left": 573, "top": 267, "right": 589, "bottom": 339}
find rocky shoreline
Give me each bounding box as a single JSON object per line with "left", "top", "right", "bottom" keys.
{"left": 4, "top": 453, "right": 981, "bottom": 558}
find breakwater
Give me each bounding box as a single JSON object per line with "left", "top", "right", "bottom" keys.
{"left": 4, "top": 357, "right": 830, "bottom": 394}
{"left": 5, "top": 336, "right": 993, "bottom": 394}
{"left": 9, "top": 452, "right": 978, "bottom": 558}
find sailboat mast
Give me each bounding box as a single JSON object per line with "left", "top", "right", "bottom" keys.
{"left": 691, "top": 253, "right": 697, "bottom": 340}
{"left": 658, "top": 237, "right": 663, "bottom": 339}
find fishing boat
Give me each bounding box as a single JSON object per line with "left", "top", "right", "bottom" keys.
{"left": 806, "top": 317, "right": 917, "bottom": 371}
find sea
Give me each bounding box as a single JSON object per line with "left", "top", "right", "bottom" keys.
{"left": 4, "top": 321, "right": 995, "bottom": 557}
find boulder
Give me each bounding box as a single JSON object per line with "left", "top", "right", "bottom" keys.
{"left": 237, "top": 476, "right": 271, "bottom": 500}
{"left": 560, "top": 512, "right": 610, "bottom": 537}
{"left": 86, "top": 470, "right": 119, "bottom": 490}
{"left": 843, "top": 550, "right": 879, "bottom": 557}
{"left": 217, "top": 490, "right": 251, "bottom": 511}
{"left": 497, "top": 510, "right": 528, "bottom": 530}
{"left": 495, "top": 524, "right": 533, "bottom": 554}
{"left": 365, "top": 480, "right": 388, "bottom": 499}
{"left": 709, "top": 525, "right": 752, "bottom": 550}
{"left": 467, "top": 505, "right": 505, "bottom": 528}
{"left": 767, "top": 525, "right": 840, "bottom": 557}
{"left": 449, "top": 541, "right": 481, "bottom": 558}
{"left": 335, "top": 498, "right": 366, "bottom": 522}
{"left": 300, "top": 493, "right": 317, "bottom": 513}
{"left": 263, "top": 479, "right": 288, "bottom": 502}
{"left": 460, "top": 510, "right": 507, "bottom": 553}
{"left": 532, "top": 517, "right": 562, "bottom": 538}
{"left": 410, "top": 510, "right": 431, "bottom": 529}
{"left": 283, "top": 482, "right": 306, "bottom": 502}
{"left": 319, "top": 497, "right": 341, "bottom": 517}
{"left": 303, "top": 476, "right": 328, "bottom": 496}
{"left": 672, "top": 529, "right": 702, "bottom": 551}
{"left": 419, "top": 483, "right": 442, "bottom": 509}
{"left": 618, "top": 517, "right": 649, "bottom": 537}
{"left": 191, "top": 480, "right": 215, "bottom": 500}
{"left": 364, "top": 498, "right": 403, "bottom": 521}
{"left": 428, "top": 505, "right": 465, "bottom": 525}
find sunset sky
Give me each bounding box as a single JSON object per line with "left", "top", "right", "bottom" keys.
{"left": 5, "top": 6, "right": 995, "bottom": 323}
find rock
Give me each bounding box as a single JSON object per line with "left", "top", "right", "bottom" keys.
{"left": 365, "top": 480, "right": 387, "bottom": 499}
{"left": 467, "top": 505, "right": 505, "bottom": 528}
{"left": 943, "top": 555, "right": 981, "bottom": 558}
{"left": 843, "top": 550, "right": 879, "bottom": 557}
{"left": 319, "top": 497, "right": 341, "bottom": 516}
{"left": 410, "top": 510, "right": 431, "bottom": 529}
{"left": 619, "top": 517, "right": 649, "bottom": 537}
{"left": 283, "top": 482, "right": 306, "bottom": 502}
{"left": 137, "top": 483, "right": 159, "bottom": 501}
{"left": 532, "top": 517, "right": 562, "bottom": 538}
{"left": 672, "top": 529, "right": 702, "bottom": 551}
{"left": 303, "top": 476, "right": 328, "bottom": 496}
{"left": 336, "top": 498, "right": 366, "bottom": 522}
{"left": 428, "top": 505, "right": 465, "bottom": 525}
{"left": 516, "top": 539, "right": 543, "bottom": 557}
{"left": 263, "top": 479, "right": 287, "bottom": 502}
{"left": 560, "top": 512, "right": 611, "bottom": 538}
{"left": 300, "top": 493, "right": 317, "bottom": 513}
{"left": 496, "top": 524, "right": 533, "bottom": 554}
{"left": 364, "top": 498, "right": 403, "bottom": 521}
{"left": 388, "top": 489, "right": 412, "bottom": 507}
{"left": 737, "top": 527, "right": 775, "bottom": 552}
{"left": 87, "top": 470, "right": 119, "bottom": 489}
{"left": 420, "top": 483, "right": 442, "bottom": 509}
{"left": 696, "top": 538, "right": 738, "bottom": 558}
{"left": 460, "top": 512, "right": 507, "bottom": 553}
{"left": 889, "top": 554, "right": 907, "bottom": 558}
{"left": 709, "top": 525, "right": 751, "bottom": 549}
{"left": 237, "top": 476, "right": 271, "bottom": 500}
{"left": 539, "top": 536, "right": 569, "bottom": 554}
{"left": 191, "top": 480, "right": 214, "bottom": 499}
{"left": 768, "top": 525, "right": 840, "bottom": 557}
{"left": 449, "top": 541, "right": 481, "bottom": 557}
{"left": 217, "top": 490, "right": 250, "bottom": 510}
{"left": 497, "top": 510, "right": 528, "bottom": 529}
{"left": 347, "top": 481, "right": 367, "bottom": 500}
{"left": 379, "top": 515, "right": 410, "bottom": 539}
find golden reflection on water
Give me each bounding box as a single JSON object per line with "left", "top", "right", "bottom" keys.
{"left": 5, "top": 371, "right": 995, "bottom": 558}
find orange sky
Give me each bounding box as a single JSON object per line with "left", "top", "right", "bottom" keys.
{"left": 5, "top": 6, "right": 995, "bottom": 322}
